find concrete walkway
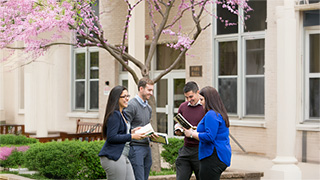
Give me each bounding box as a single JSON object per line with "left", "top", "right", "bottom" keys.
{"left": 230, "top": 152, "right": 320, "bottom": 180}
{"left": 1, "top": 153, "right": 318, "bottom": 180}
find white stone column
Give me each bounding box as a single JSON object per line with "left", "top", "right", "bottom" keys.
{"left": 24, "top": 60, "right": 49, "bottom": 137}
{"left": 270, "top": 0, "right": 301, "bottom": 179}
{"left": 128, "top": 0, "right": 145, "bottom": 95}
{"left": 0, "top": 51, "right": 5, "bottom": 122}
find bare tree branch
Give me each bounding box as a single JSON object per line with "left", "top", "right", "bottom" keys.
{"left": 153, "top": 48, "right": 187, "bottom": 83}
{"left": 153, "top": 1, "right": 211, "bottom": 83}
{"left": 5, "top": 42, "right": 77, "bottom": 50}
{"left": 145, "top": 0, "right": 175, "bottom": 71}
{"left": 102, "top": 43, "right": 140, "bottom": 84}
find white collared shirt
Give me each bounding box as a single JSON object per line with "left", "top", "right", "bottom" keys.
{"left": 188, "top": 99, "right": 202, "bottom": 107}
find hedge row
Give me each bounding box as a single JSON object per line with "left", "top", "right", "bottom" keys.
{"left": 0, "top": 134, "right": 184, "bottom": 179}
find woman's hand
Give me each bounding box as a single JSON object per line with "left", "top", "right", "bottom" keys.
{"left": 183, "top": 128, "right": 199, "bottom": 140}
{"left": 131, "top": 127, "right": 141, "bottom": 134}
{"left": 131, "top": 132, "right": 146, "bottom": 140}
{"left": 183, "top": 128, "right": 193, "bottom": 138}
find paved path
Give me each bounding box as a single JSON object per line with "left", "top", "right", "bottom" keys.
{"left": 230, "top": 152, "right": 320, "bottom": 180}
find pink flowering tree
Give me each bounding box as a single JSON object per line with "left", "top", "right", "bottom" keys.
{"left": 0, "top": 0, "right": 251, "bottom": 84}
{"left": 1, "top": 0, "right": 251, "bottom": 171}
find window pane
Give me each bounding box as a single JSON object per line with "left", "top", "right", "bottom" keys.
{"left": 217, "top": 3, "right": 238, "bottom": 35}
{"left": 76, "top": 53, "right": 85, "bottom": 79}
{"left": 90, "top": 52, "right": 99, "bottom": 79}
{"left": 76, "top": 32, "right": 86, "bottom": 44}
{"left": 122, "top": 80, "right": 128, "bottom": 88}
{"left": 174, "top": 79, "right": 185, "bottom": 108}
{"left": 219, "top": 41, "right": 237, "bottom": 75}
{"left": 303, "top": 10, "right": 320, "bottom": 27}
{"left": 310, "top": 34, "right": 320, "bottom": 73}
{"left": 246, "top": 77, "right": 265, "bottom": 115}
{"left": 156, "top": 44, "right": 185, "bottom": 70}
{"left": 219, "top": 78, "right": 237, "bottom": 114}
{"left": 310, "top": 0, "right": 320, "bottom": 3}
{"left": 245, "top": 0, "right": 266, "bottom": 32}
{"left": 309, "top": 78, "right": 320, "bottom": 118}
{"left": 246, "top": 39, "right": 265, "bottom": 75}
{"left": 92, "top": 0, "right": 99, "bottom": 17}
{"left": 157, "top": 79, "right": 168, "bottom": 107}
{"left": 75, "top": 81, "right": 85, "bottom": 109}
{"left": 90, "top": 81, "right": 99, "bottom": 110}
{"left": 157, "top": 113, "right": 167, "bottom": 133}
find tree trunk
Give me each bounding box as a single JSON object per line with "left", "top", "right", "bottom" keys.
{"left": 149, "top": 95, "right": 161, "bottom": 172}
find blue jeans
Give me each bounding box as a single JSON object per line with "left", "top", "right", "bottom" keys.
{"left": 129, "top": 145, "right": 152, "bottom": 180}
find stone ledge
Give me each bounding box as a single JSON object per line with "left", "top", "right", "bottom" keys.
{"left": 0, "top": 174, "right": 33, "bottom": 180}
{"left": 149, "top": 169, "right": 264, "bottom": 180}
{"left": 0, "top": 169, "right": 263, "bottom": 180}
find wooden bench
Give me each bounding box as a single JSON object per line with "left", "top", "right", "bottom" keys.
{"left": 36, "top": 119, "right": 103, "bottom": 143}
{"left": 0, "top": 124, "right": 26, "bottom": 136}
{"left": 0, "top": 120, "right": 104, "bottom": 143}
{"left": 76, "top": 119, "right": 102, "bottom": 134}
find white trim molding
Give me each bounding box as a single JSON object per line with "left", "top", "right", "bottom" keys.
{"left": 67, "top": 112, "right": 99, "bottom": 119}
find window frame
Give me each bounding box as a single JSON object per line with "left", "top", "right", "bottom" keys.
{"left": 213, "top": 2, "right": 266, "bottom": 120}
{"left": 72, "top": 47, "right": 99, "bottom": 112}
{"left": 304, "top": 27, "right": 320, "bottom": 122}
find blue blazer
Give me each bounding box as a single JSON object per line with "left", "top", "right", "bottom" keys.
{"left": 98, "top": 110, "right": 131, "bottom": 161}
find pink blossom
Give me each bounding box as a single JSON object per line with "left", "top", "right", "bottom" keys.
{"left": 0, "top": 0, "right": 251, "bottom": 59}
{"left": 0, "top": 146, "right": 29, "bottom": 161}
{"left": 0, "top": 147, "right": 14, "bottom": 160}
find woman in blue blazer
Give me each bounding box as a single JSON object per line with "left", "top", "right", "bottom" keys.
{"left": 184, "top": 86, "right": 231, "bottom": 180}
{"left": 99, "top": 86, "right": 145, "bottom": 180}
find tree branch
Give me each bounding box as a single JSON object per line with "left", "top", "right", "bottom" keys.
{"left": 5, "top": 42, "right": 77, "bottom": 50}
{"left": 153, "top": 48, "right": 187, "bottom": 83}
{"left": 102, "top": 43, "right": 140, "bottom": 84}
{"left": 145, "top": 0, "right": 175, "bottom": 71}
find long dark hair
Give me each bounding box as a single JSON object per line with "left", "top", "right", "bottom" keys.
{"left": 199, "top": 86, "right": 229, "bottom": 127}
{"left": 102, "top": 85, "right": 127, "bottom": 139}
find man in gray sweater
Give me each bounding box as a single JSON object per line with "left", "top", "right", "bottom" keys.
{"left": 124, "top": 77, "right": 154, "bottom": 180}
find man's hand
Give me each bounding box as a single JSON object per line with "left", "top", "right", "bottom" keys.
{"left": 174, "top": 123, "right": 184, "bottom": 136}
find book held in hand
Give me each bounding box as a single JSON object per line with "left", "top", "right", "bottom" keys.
{"left": 135, "top": 123, "right": 169, "bottom": 144}
{"left": 135, "top": 123, "right": 155, "bottom": 135}
{"left": 149, "top": 132, "right": 169, "bottom": 144}
{"left": 173, "top": 113, "right": 196, "bottom": 130}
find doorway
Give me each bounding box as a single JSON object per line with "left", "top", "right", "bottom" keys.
{"left": 155, "top": 71, "right": 185, "bottom": 137}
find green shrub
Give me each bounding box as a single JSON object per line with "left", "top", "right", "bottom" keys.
{"left": 0, "top": 146, "right": 30, "bottom": 168}
{"left": 161, "top": 137, "right": 184, "bottom": 169}
{"left": 0, "top": 134, "right": 38, "bottom": 145}
{"left": 0, "top": 150, "right": 25, "bottom": 168}
{"left": 24, "top": 140, "right": 105, "bottom": 179}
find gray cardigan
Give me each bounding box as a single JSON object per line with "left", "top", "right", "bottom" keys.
{"left": 123, "top": 97, "right": 152, "bottom": 146}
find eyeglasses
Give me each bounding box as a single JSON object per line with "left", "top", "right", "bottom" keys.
{"left": 120, "top": 95, "right": 130, "bottom": 99}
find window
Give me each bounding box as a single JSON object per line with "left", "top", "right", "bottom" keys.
{"left": 304, "top": 10, "right": 320, "bottom": 121}
{"left": 72, "top": 0, "right": 99, "bottom": 112}
{"left": 156, "top": 44, "right": 185, "bottom": 70}
{"left": 214, "top": 0, "right": 266, "bottom": 118}
{"left": 73, "top": 48, "right": 99, "bottom": 111}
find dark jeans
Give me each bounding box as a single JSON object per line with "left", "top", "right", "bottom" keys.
{"left": 128, "top": 145, "right": 152, "bottom": 180}
{"left": 175, "top": 146, "right": 200, "bottom": 180}
{"left": 199, "top": 149, "right": 227, "bottom": 180}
